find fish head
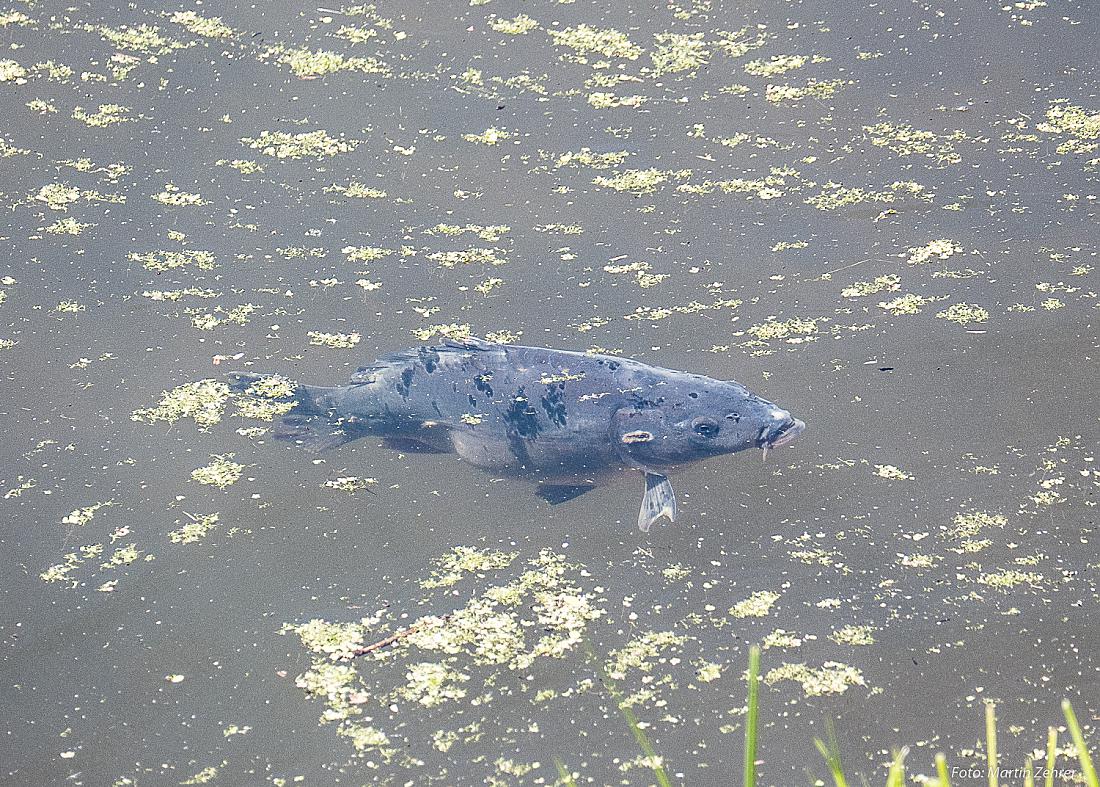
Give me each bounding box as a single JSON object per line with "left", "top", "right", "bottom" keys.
{"left": 612, "top": 378, "right": 805, "bottom": 469}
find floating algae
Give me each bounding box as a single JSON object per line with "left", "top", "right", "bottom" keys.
{"left": 547, "top": 25, "right": 642, "bottom": 60}
{"left": 241, "top": 130, "right": 358, "bottom": 159}
{"left": 605, "top": 631, "right": 687, "bottom": 680}
{"left": 168, "top": 11, "right": 236, "bottom": 40}
{"left": 729, "top": 590, "right": 780, "bottom": 618}
{"left": 168, "top": 513, "right": 220, "bottom": 545}
{"left": 936, "top": 303, "right": 989, "bottom": 325}
{"left": 878, "top": 293, "right": 934, "bottom": 315}
{"left": 489, "top": 14, "right": 539, "bottom": 35}
{"left": 874, "top": 464, "right": 912, "bottom": 480}
{"left": 130, "top": 249, "right": 216, "bottom": 272}
{"left": 420, "top": 546, "right": 518, "bottom": 589}
{"left": 764, "top": 662, "right": 865, "bottom": 696}
{"left": 841, "top": 274, "right": 900, "bottom": 298}
{"left": 131, "top": 380, "right": 231, "bottom": 428}
{"left": 307, "top": 331, "right": 361, "bottom": 348}
{"left": 907, "top": 239, "right": 963, "bottom": 264}
{"left": 190, "top": 455, "right": 244, "bottom": 489}
{"left": 829, "top": 625, "right": 875, "bottom": 646}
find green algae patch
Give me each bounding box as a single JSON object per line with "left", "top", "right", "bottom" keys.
{"left": 762, "top": 629, "right": 803, "bottom": 649}
{"left": 96, "top": 23, "right": 186, "bottom": 55}
{"left": 242, "top": 130, "right": 358, "bottom": 159}
{"left": 286, "top": 618, "right": 370, "bottom": 661}
{"left": 420, "top": 546, "right": 518, "bottom": 589}
{"left": 746, "top": 317, "right": 818, "bottom": 342}
{"left": 977, "top": 569, "right": 1044, "bottom": 590}
{"left": 462, "top": 127, "right": 511, "bottom": 145}
{"left": 245, "top": 375, "right": 297, "bottom": 399}
{"left": 169, "top": 513, "right": 220, "bottom": 545}
{"left": 744, "top": 54, "right": 807, "bottom": 77}
{"left": 865, "top": 123, "right": 961, "bottom": 165}
{"left": 766, "top": 79, "right": 848, "bottom": 103}
{"left": 322, "top": 476, "right": 377, "bottom": 493}
{"left": 593, "top": 168, "right": 691, "bottom": 195}
{"left": 397, "top": 662, "right": 469, "bottom": 707}
{"left": 1037, "top": 102, "right": 1099, "bottom": 155}
{"left": 936, "top": 303, "right": 989, "bottom": 325}
{"left": 308, "top": 331, "right": 361, "bottom": 348}
{"left": 152, "top": 184, "right": 206, "bottom": 206}
{"left": 72, "top": 104, "right": 131, "bottom": 128}
{"left": 730, "top": 590, "right": 780, "bottom": 618}
{"left": 0, "top": 59, "right": 28, "bottom": 83}
{"left": 169, "top": 11, "right": 236, "bottom": 39}
{"left": 605, "top": 631, "right": 687, "bottom": 680}
{"left": 841, "top": 274, "right": 899, "bottom": 298}
{"left": 428, "top": 248, "right": 507, "bottom": 267}
{"left": 130, "top": 248, "right": 216, "bottom": 272}
{"left": 547, "top": 25, "right": 642, "bottom": 60}
{"left": 650, "top": 32, "right": 709, "bottom": 74}
{"left": 874, "top": 464, "right": 912, "bottom": 480}
{"left": 489, "top": 14, "right": 539, "bottom": 35}
{"left": 61, "top": 501, "right": 115, "bottom": 527}
{"left": 950, "top": 511, "right": 1006, "bottom": 539}
{"left": 764, "top": 662, "right": 865, "bottom": 696}
{"left": 233, "top": 396, "right": 295, "bottom": 421}
{"left": 131, "top": 380, "right": 231, "bottom": 428}
{"left": 264, "top": 46, "right": 388, "bottom": 78}
{"left": 907, "top": 239, "right": 962, "bottom": 264}
{"left": 190, "top": 454, "right": 244, "bottom": 489}
{"left": 829, "top": 625, "right": 875, "bottom": 646}
{"left": 879, "top": 293, "right": 933, "bottom": 315}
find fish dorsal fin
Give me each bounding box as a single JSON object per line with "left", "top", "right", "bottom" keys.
{"left": 349, "top": 365, "right": 385, "bottom": 384}
{"left": 442, "top": 336, "right": 496, "bottom": 351}
{"left": 638, "top": 472, "right": 677, "bottom": 533}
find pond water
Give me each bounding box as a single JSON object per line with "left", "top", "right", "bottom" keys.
{"left": 1, "top": 0, "right": 1098, "bottom": 784}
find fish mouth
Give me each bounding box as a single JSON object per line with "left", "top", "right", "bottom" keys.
{"left": 758, "top": 418, "right": 806, "bottom": 449}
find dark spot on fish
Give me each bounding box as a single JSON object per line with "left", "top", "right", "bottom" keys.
{"left": 689, "top": 392, "right": 699, "bottom": 399}
{"left": 432, "top": 400, "right": 443, "bottom": 418}
{"left": 418, "top": 347, "right": 440, "bottom": 374}
{"left": 396, "top": 367, "right": 414, "bottom": 398}
{"left": 608, "top": 361, "right": 620, "bottom": 371}
{"left": 467, "top": 394, "right": 478, "bottom": 409}
{"left": 506, "top": 388, "right": 540, "bottom": 439}
{"left": 541, "top": 384, "right": 567, "bottom": 427}
{"left": 474, "top": 372, "right": 494, "bottom": 399}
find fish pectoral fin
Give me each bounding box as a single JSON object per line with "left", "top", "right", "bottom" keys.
{"left": 273, "top": 415, "right": 356, "bottom": 453}
{"left": 536, "top": 483, "right": 597, "bottom": 505}
{"left": 638, "top": 472, "right": 677, "bottom": 533}
{"left": 381, "top": 436, "right": 451, "bottom": 454}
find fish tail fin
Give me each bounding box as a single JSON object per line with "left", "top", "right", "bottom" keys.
{"left": 226, "top": 372, "right": 353, "bottom": 452}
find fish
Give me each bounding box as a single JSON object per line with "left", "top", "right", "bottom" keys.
{"left": 227, "top": 337, "right": 806, "bottom": 532}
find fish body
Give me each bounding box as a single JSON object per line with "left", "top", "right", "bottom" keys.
{"left": 229, "top": 337, "right": 805, "bottom": 531}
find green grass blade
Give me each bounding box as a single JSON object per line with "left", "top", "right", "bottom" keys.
{"left": 744, "top": 644, "right": 761, "bottom": 787}
{"left": 1024, "top": 756, "right": 1035, "bottom": 787}
{"left": 1045, "top": 727, "right": 1058, "bottom": 787}
{"left": 935, "top": 752, "right": 952, "bottom": 787}
{"left": 885, "top": 747, "right": 908, "bottom": 787}
{"left": 985, "top": 701, "right": 999, "bottom": 787}
{"left": 554, "top": 757, "right": 578, "bottom": 787}
{"left": 1062, "top": 700, "right": 1099, "bottom": 787}
{"left": 813, "top": 720, "right": 849, "bottom": 787}
{"left": 585, "top": 641, "right": 672, "bottom": 787}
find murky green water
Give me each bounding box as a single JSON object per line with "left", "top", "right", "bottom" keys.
{"left": 1, "top": 0, "right": 1098, "bottom": 784}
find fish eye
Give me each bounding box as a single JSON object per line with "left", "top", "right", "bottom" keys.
{"left": 691, "top": 417, "right": 719, "bottom": 437}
